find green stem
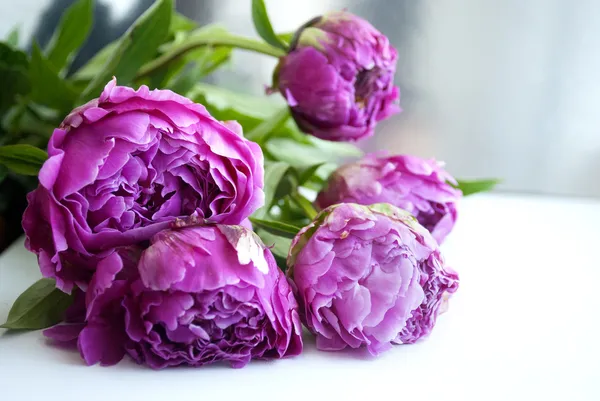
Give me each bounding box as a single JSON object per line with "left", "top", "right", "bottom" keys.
{"left": 137, "top": 34, "right": 286, "bottom": 79}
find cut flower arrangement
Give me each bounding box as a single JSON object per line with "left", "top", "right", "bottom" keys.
{"left": 0, "top": 0, "right": 497, "bottom": 368}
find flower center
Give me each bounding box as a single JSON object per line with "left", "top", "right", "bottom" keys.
{"left": 415, "top": 202, "right": 448, "bottom": 233}
{"left": 354, "top": 67, "right": 383, "bottom": 107}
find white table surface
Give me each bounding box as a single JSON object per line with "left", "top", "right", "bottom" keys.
{"left": 1, "top": 193, "right": 600, "bottom": 401}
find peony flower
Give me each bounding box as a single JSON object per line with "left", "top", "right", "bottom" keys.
{"left": 274, "top": 11, "right": 400, "bottom": 142}
{"left": 23, "top": 79, "right": 264, "bottom": 292}
{"left": 44, "top": 223, "right": 303, "bottom": 369}
{"left": 316, "top": 154, "right": 461, "bottom": 244}
{"left": 287, "top": 203, "right": 459, "bottom": 355}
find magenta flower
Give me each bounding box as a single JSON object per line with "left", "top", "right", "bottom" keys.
{"left": 287, "top": 203, "right": 459, "bottom": 355}
{"left": 45, "top": 223, "right": 303, "bottom": 369}
{"left": 23, "top": 79, "right": 264, "bottom": 292}
{"left": 316, "top": 154, "right": 461, "bottom": 243}
{"left": 274, "top": 11, "right": 400, "bottom": 142}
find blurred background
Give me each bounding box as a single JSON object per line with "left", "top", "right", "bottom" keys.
{"left": 1, "top": 0, "right": 599, "bottom": 200}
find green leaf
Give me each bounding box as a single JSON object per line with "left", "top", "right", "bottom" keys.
{"left": 245, "top": 107, "right": 289, "bottom": 143}
{"left": 187, "top": 83, "right": 305, "bottom": 140}
{"left": 0, "top": 278, "right": 74, "bottom": 330}
{"left": 167, "top": 46, "right": 231, "bottom": 94}
{"left": 297, "top": 162, "right": 325, "bottom": 185}
{"left": 249, "top": 218, "right": 301, "bottom": 239}
{"left": 277, "top": 31, "right": 294, "bottom": 46}
{"left": 0, "top": 42, "right": 27, "bottom": 66}
{"left": 29, "top": 43, "right": 77, "bottom": 110}
{"left": 152, "top": 25, "right": 233, "bottom": 90}
{"left": 6, "top": 27, "right": 19, "bottom": 47}
{"left": 170, "top": 12, "right": 197, "bottom": 34}
{"left": 81, "top": 0, "right": 173, "bottom": 101}
{"left": 70, "top": 41, "right": 118, "bottom": 82}
{"left": 309, "top": 136, "right": 364, "bottom": 158}
{"left": 273, "top": 174, "right": 296, "bottom": 204}
{"left": 290, "top": 192, "right": 318, "bottom": 219}
{"left": 0, "top": 164, "right": 8, "bottom": 184}
{"left": 188, "top": 82, "right": 284, "bottom": 119}
{"left": 256, "top": 229, "right": 291, "bottom": 261}
{"left": 18, "top": 107, "right": 58, "bottom": 139}
{"left": 300, "top": 163, "right": 337, "bottom": 192}
{"left": 2, "top": 103, "right": 57, "bottom": 142}
{"left": 455, "top": 178, "right": 501, "bottom": 196}
{"left": 266, "top": 137, "right": 363, "bottom": 168}
{"left": 0, "top": 43, "right": 30, "bottom": 114}
{"left": 0, "top": 144, "right": 48, "bottom": 175}
{"left": 253, "top": 161, "right": 290, "bottom": 219}
{"left": 251, "top": 0, "right": 288, "bottom": 51}
{"left": 275, "top": 204, "right": 310, "bottom": 229}
{"left": 45, "top": 0, "right": 93, "bottom": 72}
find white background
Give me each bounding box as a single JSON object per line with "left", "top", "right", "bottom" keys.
{"left": 2, "top": 193, "right": 600, "bottom": 400}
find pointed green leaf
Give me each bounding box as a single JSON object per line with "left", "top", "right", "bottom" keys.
{"left": 245, "top": 107, "right": 290, "bottom": 143}
{"left": 0, "top": 42, "right": 27, "bottom": 66}
{"left": 6, "top": 27, "right": 19, "bottom": 47}
{"left": 302, "top": 162, "right": 338, "bottom": 192}
{"left": 70, "top": 41, "right": 118, "bottom": 82}
{"left": 297, "top": 163, "right": 325, "bottom": 185}
{"left": 0, "top": 144, "right": 48, "bottom": 175}
{"left": 187, "top": 83, "right": 306, "bottom": 141}
{"left": 45, "top": 0, "right": 93, "bottom": 71}
{"left": 256, "top": 229, "right": 291, "bottom": 260}
{"left": 151, "top": 25, "right": 233, "bottom": 91}
{"left": 251, "top": 0, "right": 288, "bottom": 51}
{"left": 167, "top": 46, "right": 231, "bottom": 94}
{"left": 253, "top": 161, "right": 290, "bottom": 219}
{"left": 249, "top": 218, "right": 301, "bottom": 239}
{"left": 1, "top": 278, "right": 74, "bottom": 330}
{"left": 456, "top": 178, "right": 501, "bottom": 196}
{"left": 188, "top": 82, "right": 285, "bottom": 119}
{"left": 266, "top": 137, "right": 362, "bottom": 168}
{"left": 170, "top": 12, "right": 197, "bottom": 33}
{"left": 0, "top": 43, "right": 30, "bottom": 114}
{"left": 81, "top": 0, "right": 173, "bottom": 101}
{"left": 30, "top": 43, "right": 77, "bottom": 110}
{"left": 290, "top": 192, "right": 318, "bottom": 219}
{"left": 273, "top": 174, "right": 296, "bottom": 203}
{"left": 308, "top": 136, "right": 364, "bottom": 158}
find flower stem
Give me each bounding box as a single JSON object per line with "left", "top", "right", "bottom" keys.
{"left": 137, "top": 34, "right": 286, "bottom": 79}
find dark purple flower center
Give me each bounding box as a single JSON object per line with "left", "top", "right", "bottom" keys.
{"left": 354, "top": 67, "right": 385, "bottom": 107}
{"left": 415, "top": 202, "right": 448, "bottom": 233}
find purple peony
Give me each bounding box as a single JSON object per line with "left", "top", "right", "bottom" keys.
{"left": 23, "top": 79, "right": 264, "bottom": 292}
{"left": 287, "top": 203, "right": 459, "bottom": 355}
{"left": 44, "top": 223, "right": 303, "bottom": 369}
{"left": 274, "top": 11, "right": 400, "bottom": 142}
{"left": 316, "top": 154, "right": 462, "bottom": 244}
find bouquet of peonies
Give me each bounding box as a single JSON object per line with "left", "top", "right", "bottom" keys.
{"left": 0, "top": 0, "right": 495, "bottom": 368}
